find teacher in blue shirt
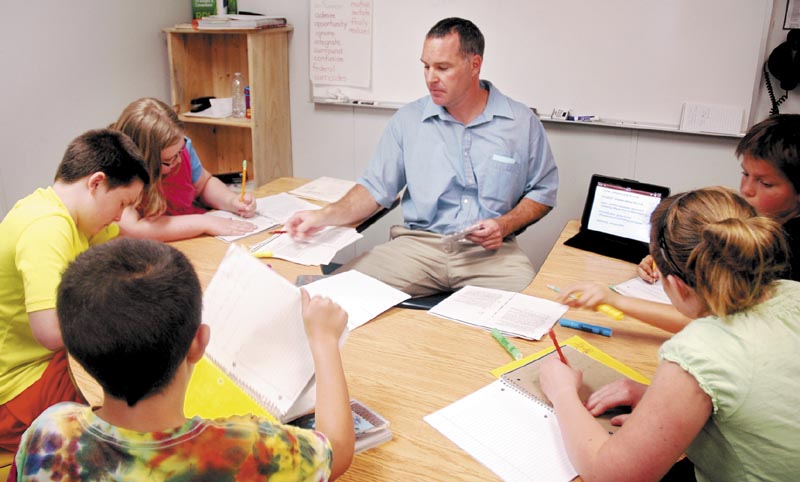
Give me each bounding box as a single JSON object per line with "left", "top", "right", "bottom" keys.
{"left": 286, "top": 17, "right": 558, "bottom": 297}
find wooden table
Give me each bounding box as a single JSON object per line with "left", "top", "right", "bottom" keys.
{"left": 73, "top": 177, "right": 671, "bottom": 481}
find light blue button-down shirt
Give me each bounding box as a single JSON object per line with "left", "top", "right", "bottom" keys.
{"left": 358, "top": 81, "right": 558, "bottom": 234}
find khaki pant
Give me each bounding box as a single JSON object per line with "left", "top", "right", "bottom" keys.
{"left": 338, "top": 226, "right": 535, "bottom": 297}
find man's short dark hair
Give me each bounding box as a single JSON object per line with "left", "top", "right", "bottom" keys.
{"left": 57, "top": 238, "right": 201, "bottom": 406}
{"left": 55, "top": 128, "right": 150, "bottom": 189}
{"left": 736, "top": 114, "right": 800, "bottom": 193}
{"left": 426, "top": 17, "right": 484, "bottom": 58}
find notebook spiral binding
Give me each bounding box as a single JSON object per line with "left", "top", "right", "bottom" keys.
{"left": 208, "top": 354, "right": 284, "bottom": 419}
{"left": 499, "top": 375, "right": 554, "bottom": 413}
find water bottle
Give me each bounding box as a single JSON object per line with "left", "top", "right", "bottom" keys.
{"left": 231, "top": 72, "right": 246, "bottom": 118}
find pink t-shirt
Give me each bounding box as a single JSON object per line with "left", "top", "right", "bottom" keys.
{"left": 161, "top": 144, "right": 205, "bottom": 215}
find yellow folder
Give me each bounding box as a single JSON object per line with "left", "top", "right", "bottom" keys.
{"left": 185, "top": 357, "right": 276, "bottom": 422}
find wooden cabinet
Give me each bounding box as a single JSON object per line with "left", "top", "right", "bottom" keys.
{"left": 164, "top": 26, "right": 293, "bottom": 185}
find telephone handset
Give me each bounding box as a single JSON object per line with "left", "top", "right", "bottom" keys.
{"left": 765, "top": 29, "right": 800, "bottom": 115}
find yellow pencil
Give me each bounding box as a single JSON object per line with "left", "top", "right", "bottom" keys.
{"left": 240, "top": 159, "right": 247, "bottom": 201}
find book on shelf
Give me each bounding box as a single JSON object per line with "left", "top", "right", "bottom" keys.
{"left": 196, "top": 14, "right": 287, "bottom": 30}
{"left": 185, "top": 243, "right": 347, "bottom": 423}
{"left": 289, "top": 399, "right": 393, "bottom": 453}
{"left": 425, "top": 336, "right": 650, "bottom": 481}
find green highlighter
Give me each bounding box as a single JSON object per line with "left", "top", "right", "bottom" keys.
{"left": 491, "top": 328, "right": 523, "bottom": 360}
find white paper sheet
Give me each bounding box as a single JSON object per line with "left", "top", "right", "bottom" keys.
{"left": 679, "top": 102, "right": 743, "bottom": 135}
{"left": 252, "top": 227, "right": 362, "bottom": 266}
{"left": 425, "top": 380, "right": 577, "bottom": 482}
{"left": 611, "top": 277, "right": 671, "bottom": 304}
{"left": 201, "top": 244, "right": 313, "bottom": 419}
{"left": 205, "top": 210, "right": 280, "bottom": 243}
{"left": 428, "top": 286, "right": 568, "bottom": 340}
{"left": 302, "top": 270, "right": 410, "bottom": 330}
{"left": 289, "top": 177, "right": 357, "bottom": 203}
{"left": 256, "top": 192, "right": 321, "bottom": 224}
{"left": 184, "top": 97, "right": 233, "bottom": 119}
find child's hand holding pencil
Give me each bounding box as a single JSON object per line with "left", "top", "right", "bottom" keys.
{"left": 636, "top": 255, "right": 659, "bottom": 284}
{"left": 231, "top": 159, "right": 257, "bottom": 218}
{"left": 547, "top": 282, "right": 624, "bottom": 320}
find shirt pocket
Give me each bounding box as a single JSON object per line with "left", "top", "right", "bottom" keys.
{"left": 490, "top": 153, "right": 518, "bottom": 170}
{"left": 478, "top": 153, "right": 524, "bottom": 212}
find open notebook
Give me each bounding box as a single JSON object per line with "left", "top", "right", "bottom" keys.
{"left": 187, "top": 244, "right": 330, "bottom": 422}
{"left": 425, "top": 336, "right": 650, "bottom": 482}
{"left": 564, "top": 174, "right": 670, "bottom": 264}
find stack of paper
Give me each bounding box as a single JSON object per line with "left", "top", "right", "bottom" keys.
{"left": 252, "top": 227, "right": 362, "bottom": 266}
{"left": 196, "top": 14, "right": 287, "bottom": 30}
{"left": 428, "top": 286, "right": 568, "bottom": 340}
{"left": 289, "top": 177, "right": 357, "bottom": 203}
{"left": 256, "top": 192, "right": 321, "bottom": 223}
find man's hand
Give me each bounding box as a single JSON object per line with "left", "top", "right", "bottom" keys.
{"left": 465, "top": 219, "right": 504, "bottom": 250}
{"left": 285, "top": 210, "right": 328, "bottom": 239}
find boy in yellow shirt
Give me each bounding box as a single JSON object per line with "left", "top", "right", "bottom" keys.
{"left": 0, "top": 129, "right": 149, "bottom": 451}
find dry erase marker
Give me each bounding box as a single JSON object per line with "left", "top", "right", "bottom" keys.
{"left": 559, "top": 318, "right": 612, "bottom": 337}
{"left": 546, "top": 284, "right": 624, "bottom": 321}
{"left": 491, "top": 328, "right": 523, "bottom": 360}
{"left": 253, "top": 251, "right": 273, "bottom": 259}
{"left": 548, "top": 329, "right": 568, "bottom": 365}
{"left": 240, "top": 160, "right": 247, "bottom": 201}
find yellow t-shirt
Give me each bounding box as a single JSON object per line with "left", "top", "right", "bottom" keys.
{"left": 0, "top": 187, "right": 118, "bottom": 404}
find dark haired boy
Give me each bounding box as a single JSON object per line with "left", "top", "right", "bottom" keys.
{"left": 15, "top": 238, "right": 354, "bottom": 480}
{"left": 735, "top": 113, "right": 800, "bottom": 280}
{"left": 0, "top": 128, "right": 149, "bottom": 451}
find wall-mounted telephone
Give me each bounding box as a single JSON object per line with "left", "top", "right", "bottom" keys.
{"left": 765, "top": 29, "right": 800, "bottom": 115}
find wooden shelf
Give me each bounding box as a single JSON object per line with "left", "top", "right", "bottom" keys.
{"left": 164, "top": 26, "right": 293, "bottom": 185}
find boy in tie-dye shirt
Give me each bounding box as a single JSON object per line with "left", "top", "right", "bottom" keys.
{"left": 14, "top": 239, "right": 354, "bottom": 481}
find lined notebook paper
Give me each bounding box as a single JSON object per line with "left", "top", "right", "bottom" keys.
{"left": 199, "top": 244, "right": 316, "bottom": 420}
{"left": 426, "top": 336, "right": 651, "bottom": 481}
{"left": 425, "top": 380, "right": 577, "bottom": 482}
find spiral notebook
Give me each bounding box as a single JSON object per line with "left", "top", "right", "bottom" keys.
{"left": 425, "top": 337, "right": 650, "bottom": 482}
{"left": 190, "top": 244, "right": 317, "bottom": 422}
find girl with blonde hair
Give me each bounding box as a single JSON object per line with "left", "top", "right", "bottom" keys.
{"left": 540, "top": 187, "right": 800, "bottom": 482}
{"left": 113, "top": 97, "right": 257, "bottom": 241}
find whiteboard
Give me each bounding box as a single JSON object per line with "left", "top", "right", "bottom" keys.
{"left": 310, "top": 0, "right": 772, "bottom": 131}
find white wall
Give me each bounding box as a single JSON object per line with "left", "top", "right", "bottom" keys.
{"left": 3, "top": 1, "right": 799, "bottom": 272}
{"left": 0, "top": 1, "right": 188, "bottom": 216}
{"left": 240, "top": 0, "right": 800, "bottom": 269}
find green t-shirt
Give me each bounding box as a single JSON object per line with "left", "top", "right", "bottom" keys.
{"left": 660, "top": 280, "right": 800, "bottom": 482}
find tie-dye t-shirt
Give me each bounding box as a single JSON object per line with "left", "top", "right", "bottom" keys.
{"left": 15, "top": 402, "right": 332, "bottom": 481}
